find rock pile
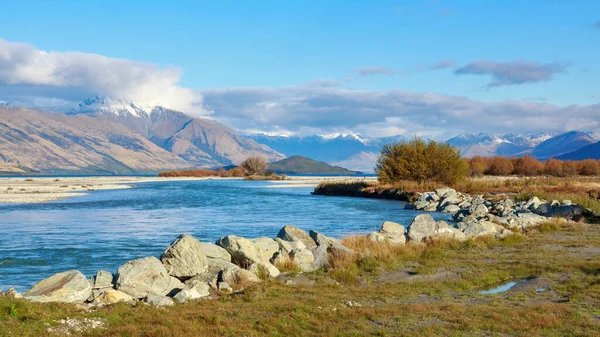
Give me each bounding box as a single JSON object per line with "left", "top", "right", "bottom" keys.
{"left": 6, "top": 227, "right": 356, "bottom": 306}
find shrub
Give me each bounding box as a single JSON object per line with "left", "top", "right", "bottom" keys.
{"left": 544, "top": 159, "right": 564, "bottom": 177}
{"left": 467, "top": 156, "right": 490, "bottom": 177}
{"left": 227, "top": 167, "right": 246, "bottom": 177}
{"left": 578, "top": 160, "right": 600, "bottom": 176}
{"left": 158, "top": 169, "right": 220, "bottom": 177}
{"left": 513, "top": 155, "right": 543, "bottom": 176}
{"left": 375, "top": 137, "right": 468, "bottom": 185}
{"left": 486, "top": 156, "right": 514, "bottom": 176}
{"left": 240, "top": 156, "right": 268, "bottom": 176}
{"left": 217, "top": 167, "right": 228, "bottom": 177}
{"left": 562, "top": 160, "right": 579, "bottom": 176}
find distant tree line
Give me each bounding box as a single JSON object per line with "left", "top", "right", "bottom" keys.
{"left": 158, "top": 156, "right": 268, "bottom": 178}
{"left": 375, "top": 137, "right": 600, "bottom": 185}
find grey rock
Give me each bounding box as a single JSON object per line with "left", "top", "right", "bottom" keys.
{"left": 424, "top": 202, "right": 440, "bottom": 212}
{"left": 5, "top": 286, "right": 22, "bottom": 299}
{"left": 215, "top": 235, "right": 280, "bottom": 278}
{"left": 290, "top": 248, "right": 314, "bottom": 264}
{"left": 470, "top": 204, "right": 489, "bottom": 218}
{"left": 442, "top": 204, "right": 461, "bottom": 214}
{"left": 144, "top": 294, "right": 174, "bottom": 307}
{"left": 525, "top": 196, "right": 543, "bottom": 211}
{"left": 160, "top": 234, "right": 209, "bottom": 280}
{"left": 24, "top": 270, "right": 92, "bottom": 303}
{"left": 462, "top": 220, "right": 498, "bottom": 238}
{"left": 275, "top": 238, "right": 306, "bottom": 255}
{"left": 561, "top": 200, "right": 572, "bottom": 206}
{"left": 90, "top": 270, "right": 114, "bottom": 290}
{"left": 116, "top": 257, "right": 184, "bottom": 298}
{"left": 435, "top": 187, "right": 457, "bottom": 199}
{"left": 200, "top": 242, "right": 231, "bottom": 262}
{"left": 250, "top": 237, "right": 280, "bottom": 261}
{"left": 414, "top": 200, "right": 429, "bottom": 210}
{"left": 173, "top": 285, "right": 210, "bottom": 303}
{"left": 218, "top": 282, "right": 233, "bottom": 293}
{"left": 534, "top": 203, "right": 552, "bottom": 216}
{"left": 92, "top": 289, "right": 133, "bottom": 305}
{"left": 407, "top": 214, "right": 437, "bottom": 243}
{"left": 276, "top": 225, "right": 316, "bottom": 249}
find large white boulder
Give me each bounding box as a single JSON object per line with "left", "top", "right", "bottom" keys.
{"left": 116, "top": 257, "right": 184, "bottom": 298}
{"left": 24, "top": 270, "right": 92, "bottom": 303}
{"left": 160, "top": 234, "right": 209, "bottom": 280}
{"left": 200, "top": 242, "right": 232, "bottom": 262}
{"left": 277, "top": 225, "right": 317, "bottom": 249}
{"left": 215, "top": 235, "right": 280, "bottom": 278}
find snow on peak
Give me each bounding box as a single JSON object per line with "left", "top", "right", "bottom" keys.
{"left": 320, "top": 133, "right": 368, "bottom": 144}
{"left": 70, "top": 95, "right": 156, "bottom": 117}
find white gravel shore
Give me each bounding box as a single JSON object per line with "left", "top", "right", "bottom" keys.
{"left": 0, "top": 176, "right": 375, "bottom": 204}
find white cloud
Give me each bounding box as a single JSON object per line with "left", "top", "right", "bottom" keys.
{"left": 0, "top": 39, "right": 206, "bottom": 114}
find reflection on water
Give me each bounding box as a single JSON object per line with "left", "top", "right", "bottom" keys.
{"left": 0, "top": 180, "right": 449, "bottom": 291}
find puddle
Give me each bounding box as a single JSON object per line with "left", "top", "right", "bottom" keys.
{"left": 479, "top": 277, "right": 537, "bottom": 295}
{"left": 479, "top": 282, "right": 518, "bottom": 295}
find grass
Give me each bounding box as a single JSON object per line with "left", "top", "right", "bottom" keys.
{"left": 2, "top": 225, "right": 599, "bottom": 336}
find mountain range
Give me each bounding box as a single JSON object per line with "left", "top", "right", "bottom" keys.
{"left": 1, "top": 95, "right": 599, "bottom": 175}
{"left": 0, "top": 96, "right": 283, "bottom": 174}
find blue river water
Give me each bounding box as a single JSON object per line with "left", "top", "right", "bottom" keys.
{"left": 0, "top": 179, "right": 449, "bottom": 291}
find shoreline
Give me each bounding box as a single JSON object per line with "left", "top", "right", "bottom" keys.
{"left": 0, "top": 176, "right": 374, "bottom": 204}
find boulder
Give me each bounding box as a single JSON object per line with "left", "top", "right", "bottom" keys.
{"left": 561, "top": 200, "right": 572, "bottom": 206}
{"left": 144, "top": 294, "right": 174, "bottom": 307}
{"left": 424, "top": 202, "right": 440, "bottom": 212}
{"left": 24, "top": 270, "right": 92, "bottom": 303}
{"left": 276, "top": 225, "right": 316, "bottom": 249}
{"left": 534, "top": 203, "right": 552, "bottom": 216}
{"left": 372, "top": 221, "right": 406, "bottom": 244}
{"left": 414, "top": 200, "right": 429, "bottom": 210}
{"left": 525, "top": 197, "right": 543, "bottom": 211}
{"left": 463, "top": 220, "right": 498, "bottom": 238}
{"left": 116, "top": 257, "right": 184, "bottom": 298}
{"left": 218, "top": 282, "right": 233, "bottom": 293}
{"left": 442, "top": 204, "right": 461, "bottom": 214}
{"left": 407, "top": 214, "right": 437, "bottom": 243}
{"left": 470, "top": 204, "right": 489, "bottom": 218}
{"left": 173, "top": 285, "right": 210, "bottom": 303}
{"left": 275, "top": 238, "right": 306, "bottom": 255}
{"left": 90, "top": 270, "right": 114, "bottom": 290}
{"left": 92, "top": 289, "right": 133, "bottom": 305}
{"left": 435, "top": 187, "right": 457, "bottom": 199}
{"left": 160, "top": 234, "right": 209, "bottom": 280}
{"left": 309, "top": 230, "right": 356, "bottom": 255}
{"left": 215, "top": 235, "right": 280, "bottom": 278}
{"left": 200, "top": 242, "right": 231, "bottom": 262}
{"left": 250, "top": 237, "right": 280, "bottom": 261}
{"left": 220, "top": 267, "right": 262, "bottom": 285}
{"left": 433, "top": 221, "right": 467, "bottom": 241}
{"left": 307, "top": 244, "right": 330, "bottom": 272}
{"left": 5, "top": 286, "right": 22, "bottom": 299}
{"left": 290, "top": 249, "right": 314, "bottom": 264}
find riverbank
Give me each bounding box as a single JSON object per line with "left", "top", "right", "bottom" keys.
{"left": 2, "top": 221, "right": 598, "bottom": 336}
{"left": 0, "top": 176, "right": 376, "bottom": 204}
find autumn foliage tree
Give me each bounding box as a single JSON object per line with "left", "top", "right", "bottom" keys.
{"left": 240, "top": 156, "right": 269, "bottom": 176}
{"left": 513, "top": 155, "right": 544, "bottom": 176}
{"left": 375, "top": 138, "right": 468, "bottom": 185}
{"left": 486, "top": 156, "right": 514, "bottom": 176}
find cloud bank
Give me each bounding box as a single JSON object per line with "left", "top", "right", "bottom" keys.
{"left": 202, "top": 85, "right": 600, "bottom": 139}
{"left": 455, "top": 60, "right": 569, "bottom": 87}
{"left": 0, "top": 39, "right": 206, "bottom": 114}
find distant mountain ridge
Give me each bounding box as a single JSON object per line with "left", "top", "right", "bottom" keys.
{"left": 268, "top": 156, "right": 361, "bottom": 175}
{"left": 68, "top": 95, "right": 284, "bottom": 168}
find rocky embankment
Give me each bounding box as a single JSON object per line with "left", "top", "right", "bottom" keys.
{"left": 1, "top": 187, "right": 589, "bottom": 307}
{"left": 0, "top": 226, "right": 354, "bottom": 307}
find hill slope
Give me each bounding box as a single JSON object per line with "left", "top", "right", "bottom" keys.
{"left": 0, "top": 107, "right": 191, "bottom": 174}
{"left": 527, "top": 131, "right": 596, "bottom": 160}
{"left": 268, "top": 156, "right": 361, "bottom": 175}
{"left": 557, "top": 141, "right": 600, "bottom": 160}
{"left": 69, "top": 96, "right": 285, "bottom": 167}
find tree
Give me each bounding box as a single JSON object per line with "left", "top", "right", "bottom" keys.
{"left": 543, "top": 159, "right": 564, "bottom": 177}
{"left": 513, "top": 155, "right": 543, "bottom": 176}
{"left": 486, "top": 156, "right": 514, "bottom": 176}
{"left": 467, "top": 156, "right": 490, "bottom": 177}
{"left": 578, "top": 159, "right": 600, "bottom": 176}
{"left": 240, "top": 156, "right": 269, "bottom": 176}
{"left": 375, "top": 137, "right": 468, "bottom": 185}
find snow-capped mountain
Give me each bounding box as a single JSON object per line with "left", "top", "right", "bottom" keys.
{"left": 70, "top": 95, "right": 153, "bottom": 117}
{"left": 245, "top": 133, "right": 406, "bottom": 172}
{"left": 67, "top": 96, "right": 284, "bottom": 168}
{"left": 447, "top": 132, "right": 560, "bottom": 157}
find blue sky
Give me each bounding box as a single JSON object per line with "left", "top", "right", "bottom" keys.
{"left": 0, "top": 0, "right": 599, "bottom": 138}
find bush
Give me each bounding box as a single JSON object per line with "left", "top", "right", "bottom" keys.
{"left": 227, "top": 167, "right": 246, "bottom": 177}
{"left": 486, "top": 156, "right": 514, "bottom": 176}
{"left": 375, "top": 137, "right": 468, "bottom": 185}
{"left": 240, "top": 156, "right": 269, "bottom": 176}
{"left": 578, "top": 160, "right": 600, "bottom": 176}
{"left": 544, "top": 159, "right": 564, "bottom": 177}
{"left": 467, "top": 156, "right": 490, "bottom": 177}
{"left": 513, "top": 155, "right": 543, "bottom": 176}
{"left": 158, "top": 169, "right": 220, "bottom": 177}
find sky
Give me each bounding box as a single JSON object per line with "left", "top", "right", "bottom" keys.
{"left": 0, "top": 0, "right": 599, "bottom": 139}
